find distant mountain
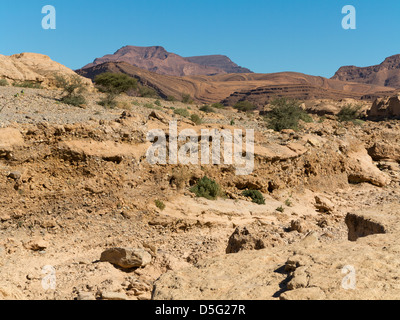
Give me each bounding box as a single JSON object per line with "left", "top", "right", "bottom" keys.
{"left": 77, "top": 61, "right": 394, "bottom": 105}
{"left": 332, "top": 54, "right": 400, "bottom": 88}
{"left": 185, "top": 55, "right": 252, "bottom": 74}
{"left": 80, "top": 46, "right": 252, "bottom": 77}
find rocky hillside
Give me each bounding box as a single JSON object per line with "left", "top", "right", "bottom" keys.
{"left": 332, "top": 54, "right": 400, "bottom": 88}
{"left": 80, "top": 46, "right": 250, "bottom": 77}
{"left": 0, "top": 53, "right": 92, "bottom": 89}
{"left": 185, "top": 55, "right": 252, "bottom": 74}
{"left": 77, "top": 62, "right": 395, "bottom": 105}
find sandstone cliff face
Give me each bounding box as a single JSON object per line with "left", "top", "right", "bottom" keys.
{"left": 0, "top": 53, "right": 92, "bottom": 88}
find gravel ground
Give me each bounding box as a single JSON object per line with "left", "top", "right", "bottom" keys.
{"left": 0, "top": 87, "right": 123, "bottom": 127}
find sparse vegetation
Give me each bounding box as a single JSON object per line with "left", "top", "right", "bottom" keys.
{"left": 54, "top": 74, "right": 87, "bottom": 107}
{"left": 276, "top": 206, "right": 285, "bottom": 213}
{"left": 167, "top": 95, "right": 177, "bottom": 102}
{"left": 200, "top": 105, "right": 215, "bottom": 113}
{"left": 154, "top": 99, "right": 162, "bottom": 107}
{"left": 242, "top": 189, "right": 265, "bottom": 205}
{"left": 155, "top": 200, "right": 166, "bottom": 211}
{"left": 174, "top": 108, "right": 190, "bottom": 118}
{"left": 0, "top": 79, "right": 8, "bottom": 86}
{"left": 190, "top": 114, "right": 202, "bottom": 125}
{"left": 13, "top": 81, "right": 43, "bottom": 89}
{"left": 233, "top": 101, "right": 257, "bottom": 113}
{"left": 190, "top": 176, "right": 224, "bottom": 200}
{"left": 211, "top": 102, "right": 225, "bottom": 109}
{"left": 138, "top": 85, "right": 159, "bottom": 98}
{"left": 337, "top": 104, "right": 363, "bottom": 122}
{"left": 182, "top": 93, "right": 194, "bottom": 104}
{"left": 264, "top": 98, "right": 313, "bottom": 132}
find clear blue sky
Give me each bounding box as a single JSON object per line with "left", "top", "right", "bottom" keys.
{"left": 1, "top": 0, "right": 399, "bottom": 77}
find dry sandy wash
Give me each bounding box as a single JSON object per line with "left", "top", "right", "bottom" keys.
{"left": 1, "top": 85, "right": 400, "bottom": 300}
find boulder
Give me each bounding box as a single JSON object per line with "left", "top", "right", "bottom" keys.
{"left": 368, "top": 95, "right": 400, "bottom": 120}
{"left": 100, "top": 248, "right": 152, "bottom": 269}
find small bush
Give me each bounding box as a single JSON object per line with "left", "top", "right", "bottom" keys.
{"left": 174, "top": 108, "right": 190, "bottom": 118}
{"left": 211, "top": 102, "right": 225, "bottom": 109}
{"left": 167, "top": 95, "right": 177, "bottom": 102}
{"left": 13, "top": 81, "right": 42, "bottom": 89}
{"left": 230, "top": 119, "right": 235, "bottom": 125}
{"left": 139, "top": 85, "right": 159, "bottom": 98}
{"left": 55, "top": 74, "right": 87, "bottom": 107}
{"left": 190, "top": 176, "right": 223, "bottom": 200}
{"left": 233, "top": 101, "right": 257, "bottom": 112}
{"left": 144, "top": 103, "right": 162, "bottom": 110}
{"left": 337, "top": 104, "right": 363, "bottom": 122}
{"left": 61, "top": 94, "right": 87, "bottom": 107}
{"left": 200, "top": 105, "right": 215, "bottom": 113}
{"left": 155, "top": 200, "right": 166, "bottom": 211}
{"left": 0, "top": 79, "right": 9, "bottom": 86}
{"left": 242, "top": 189, "right": 265, "bottom": 205}
{"left": 117, "top": 101, "right": 132, "bottom": 110}
{"left": 265, "top": 98, "right": 312, "bottom": 132}
{"left": 276, "top": 206, "right": 285, "bottom": 213}
{"left": 94, "top": 73, "right": 137, "bottom": 108}
{"left": 182, "top": 93, "right": 194, "bottom": 104}
{"left": 154, "top": 99, "right": 162, "bottom": 107}
{"left": 190, "top": 114, "right": 202, "bottom": 125}
{"left": 94, "top": 73, "right": 137, "bottom": 94}
{"left": 98, "top": 93, "right": 118, "bottom": 109}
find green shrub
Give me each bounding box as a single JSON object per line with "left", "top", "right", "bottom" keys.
{"left": 167, "top": 95, "right": 177, "bottom": 102}
{"left": 139, "top": 85, "right": 159, "bottom": 98}
{"left": 155, "top": 200, "right": 166, "bottom": 210}
{"left": 98, "top": 93, "right": 118, "bottom": 109}
{"left": 94, "top": 73, "right": 137, "bottom": 94}
{"left": 182, "top": 93, "right": 194, "bottom": 104}
{"left": 264, "top": 98, "right": 312, "bottom": 132}
{"left": 211, "top": 102, "right": 225, "bottom": 109}
{"left": 174, "top": 108, "right": 190, "bottom": 118}
{"left": 233, "top": 101, "right": 257, "bottom": 112}
{"left": 143, "top": 103, "right": 162, "bottom": 110}
{"left": 276, "top": 206, "right": 285, "bottom": 213}
{"left": 190, "top": 176, "right": 224, "bottom": 200}
{"left": 337, "top": 104, "right": 363, "bottom": 122}
{"left": 61, "top": 94, "right": 87, "bottom": 107}
{"left": 55, "top": 74, "right": 87, "bottom": 107}
{"left": 154, "top": 99, "right": 162, "bottom": 107}
{"left": 94, "top": 73, "right": 137, "bottom": 108}
{"left": 190, "top": 114, "right": 202, "bottom": 125}
{"left": 200, "top": 105, "right": 215, "bottom": 113}
{"left": 230, "top": 119, "right": 235, "bottom": 125}
{"left": 13, "top": 81, "right": 42, "bottom": 89}
{"left": 242, "top": 189, "right": 265, "bottom": 205}
{"left": 0, "top": 79, "right": 9, "bottom": 86}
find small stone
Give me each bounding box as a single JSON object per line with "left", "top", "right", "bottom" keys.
{"left": 7, "top": 171, "right": 21, "bottom": 180}
{"left": 24, "top": 238, "right": 48, "bottom": 252}
{"left": 77, "top": 292, "right": 96, "bottom": 300}
{"left": 101, "top": 292, "right": 128, "bottom": 300}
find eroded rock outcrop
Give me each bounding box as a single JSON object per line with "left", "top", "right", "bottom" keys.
{"left": 0, "top": 53, "right": 92, "bottom": 88}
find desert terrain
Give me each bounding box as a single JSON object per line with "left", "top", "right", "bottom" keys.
{"left": 1, "top": 50, "right": 400, "bottom": 301}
